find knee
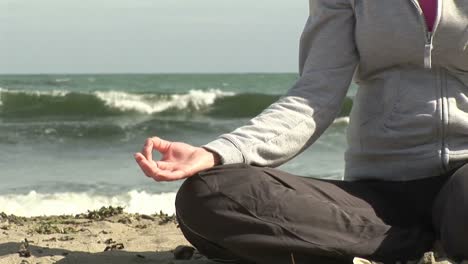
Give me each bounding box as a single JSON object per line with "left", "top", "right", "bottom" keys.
{"left": 175, "top": 164, "right": 257, "bottom": 227}
{"left": 175, "top": 173, "right": 212, "bottom": 227}
{"left": 450, "top": 165, "right": 468, "bottom": 193}
{"left": 175, "top": 165, "right": 254, "bottom": 262}
{"left": 439, "top": 167, "right": 468, "bottom": 211}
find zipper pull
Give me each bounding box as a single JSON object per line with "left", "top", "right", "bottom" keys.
{"left": 424, "top": 32, "right": 433, "bottom": 69}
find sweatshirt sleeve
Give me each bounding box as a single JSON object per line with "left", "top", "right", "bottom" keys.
{"left": 203, "top": 0, "right": 359, "bottom": 166}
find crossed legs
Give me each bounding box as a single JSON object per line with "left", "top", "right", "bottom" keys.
{"left": 175, "top": 163, "right": 466, "bottom": 263}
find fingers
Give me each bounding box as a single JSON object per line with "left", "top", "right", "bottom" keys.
{"left": 142, "top": 138, "right": 153, "bottom": 161}
{"left": 134, "top": 153, "right": 163, "bottom": 179}
{"left": 151, "top": 137, "right": 172, "bottom": 153}
{"left": 154, "top": 169, "right": 186, "bottom": 182}
{"left": 134, "top": 153, "right": 152, "bottom": 178}
{"left": 154, "top": 161, "right": 171, "bottom": 170}
{"left": 134, "top": 153, "right": 188, "bottom": 182}
{"left": 135, "top": 136, "right": 180, "bottom": 181}
{"left": 140, "top": 137, "right": 171, "bottom": 161}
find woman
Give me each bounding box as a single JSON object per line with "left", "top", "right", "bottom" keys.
{"left": 135, "top": 0, "right": 468, "bottom": 263}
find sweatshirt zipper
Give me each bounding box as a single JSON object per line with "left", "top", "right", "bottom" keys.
{"left": 409, "top": 0, "right": 442, "bottom": 69}
{"left": 409, "top": 0, "right": 448, "bottom": 171}
{"left": 439, "top": 68, "right": 449, "bottom": 172}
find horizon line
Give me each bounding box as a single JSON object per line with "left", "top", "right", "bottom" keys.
{"left": 0, "top": 71, "right": 298, "bottom": 76}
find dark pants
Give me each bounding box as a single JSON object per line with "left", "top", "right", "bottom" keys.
{"left": 175, "top": 163, "right": 468, "bottom": 264}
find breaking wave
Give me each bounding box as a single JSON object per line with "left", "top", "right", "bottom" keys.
{"left": 0, "top": 88, "right": 234, "bottom": 117}
{"left": 0, "top": 88, "right": 353, "bottom": 118}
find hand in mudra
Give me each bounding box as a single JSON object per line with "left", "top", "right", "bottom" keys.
{"left": 134, "top": 137, "right": 220, "bottom": 181}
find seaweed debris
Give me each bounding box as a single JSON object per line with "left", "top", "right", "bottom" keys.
{"left": 154, "top": 211, "right": 177, "bottom": 225}
{"left": 103, "top": 243, "right": 124, "bottom": 251}
{"left": 18, "top": 239, "right": 31, "bottom": 258}
{"left": 0, "top": 212, "right": 26, "bottom": 225}
{"left": 77, "top": 206, "right": 124, "bottom": 220}
{"left": 33, "top": 222, "right": 78, "bottom": 235}
{"left": 103, "top": 239, "right": 125, "bottom": 252}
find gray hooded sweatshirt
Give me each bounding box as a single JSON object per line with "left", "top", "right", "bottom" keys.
{"left": 203, "top": 0, "right": 468, "bottom": 181}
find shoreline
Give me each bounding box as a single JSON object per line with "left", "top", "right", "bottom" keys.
{"left": 0, "top": 206, "right": 213, "bottom": 264}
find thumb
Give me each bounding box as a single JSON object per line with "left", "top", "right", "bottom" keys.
{"left": 151, "top": 137, "right": 172, "bottom": 153}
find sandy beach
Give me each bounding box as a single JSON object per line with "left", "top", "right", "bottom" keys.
{"left": 0, "top": 207, "right": 214, "bottom": 264}
{"left": 0, "top": 206, "right": 465, "bottom": 264}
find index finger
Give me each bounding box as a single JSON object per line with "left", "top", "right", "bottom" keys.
{"left": 151, "top": 137, "right": 171, "bottom": 153}
{"left": 142, "top": 138, "right": 153, "bottom": 161}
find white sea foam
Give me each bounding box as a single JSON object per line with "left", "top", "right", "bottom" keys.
{"left": 94, "top": 89, "right": 235, "bottom": 114}
{"left": 0, "top": 190, "right": 177, "bottom": 217}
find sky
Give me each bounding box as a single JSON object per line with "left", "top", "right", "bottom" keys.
{"left": 0, "top": 0, "right": 309, "bottom": 74}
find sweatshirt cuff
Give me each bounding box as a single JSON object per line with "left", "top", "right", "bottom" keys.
{"left": 202, "top": 137, "right": 244, "bottom": 165}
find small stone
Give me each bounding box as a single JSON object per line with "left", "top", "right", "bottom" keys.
{"left": 418, "top": 252, "right": 435, "bottom": 264}
{"left": 353, "top": 257, "right": 374, "bottom": 264}
{"left": 173, "top": 245, "right": 195, "bottom": 260}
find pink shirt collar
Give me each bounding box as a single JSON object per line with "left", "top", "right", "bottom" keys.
{"left": 418, "top": 0, "right": 437, "bottom": 31}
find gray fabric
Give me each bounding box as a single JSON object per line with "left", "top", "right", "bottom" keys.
{"left": 203, "top": 0, "right": 468, "bottom": 181}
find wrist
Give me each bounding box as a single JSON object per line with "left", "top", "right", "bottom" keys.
{"left": 201, "top": 147, "right": 222, "bottom": 166}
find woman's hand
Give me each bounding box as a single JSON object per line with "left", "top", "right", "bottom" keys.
{"left": 134, "top": 137, "right": 220, "bottom": 181}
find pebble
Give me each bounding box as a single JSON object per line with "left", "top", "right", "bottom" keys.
{"left": 173, "top": 245, "right": 195, "bottom": 260}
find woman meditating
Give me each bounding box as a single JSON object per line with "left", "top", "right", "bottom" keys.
{"left": 135, "top": 0, "right": 468, "bottom": 263}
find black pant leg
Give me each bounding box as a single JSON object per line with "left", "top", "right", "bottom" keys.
{"left": 432, "top": 163, "right": 468, "bottom": 260}
{"left": 175, "top": 164, "right": 440, "bottom": 264}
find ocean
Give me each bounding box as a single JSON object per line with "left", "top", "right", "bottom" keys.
{"left": 0, "top": 74, "right": 356, "bottom": 216}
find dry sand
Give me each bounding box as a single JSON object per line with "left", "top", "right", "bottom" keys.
{"left": 0, "top": 207, "right": 215, "bottom": 264}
